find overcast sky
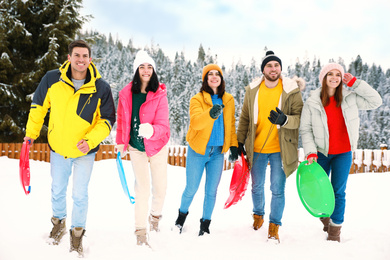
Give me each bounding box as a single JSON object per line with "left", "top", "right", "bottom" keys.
{"left": 80, "top": 0, "right": 390, "bottom": 71}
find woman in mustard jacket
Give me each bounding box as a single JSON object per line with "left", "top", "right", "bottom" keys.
{"left": 174, "top": 64, "right": 238, "bottom": 236}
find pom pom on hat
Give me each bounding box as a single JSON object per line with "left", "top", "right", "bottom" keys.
{"left": 261, "top": 50, "right": 282, "bottom": 72}
{"left": 133, "top": 50, "right": 156, "bottom": 74}
{"left": 202, "top": 64, "right": 223, "bottom": 81}
{"left": 319, "top": 63, "right": 345, "bottom": 84}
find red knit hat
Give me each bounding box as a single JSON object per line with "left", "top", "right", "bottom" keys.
{"left": 202, "top": 64, "right": 223, "bottom": 81}
{"left": 319, "top": 63, "right": 345, "bottom": 84}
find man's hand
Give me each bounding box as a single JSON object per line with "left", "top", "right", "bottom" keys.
{"left": 77, "top": 139, "right": 90, "bottom": 154}
{"left": 23, "top": 136, "right": 35, "bottom": 145}
{"left": 268, "top": 107, "right": 287, "bottom": 126}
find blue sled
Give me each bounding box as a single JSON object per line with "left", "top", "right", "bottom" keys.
{"left": 116, "top": 152, "right": 135, "bottom": 204}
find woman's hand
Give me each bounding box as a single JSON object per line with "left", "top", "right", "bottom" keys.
{"left": 343, "top": 73, "right": 355, "bottom": 85}
{"left": 307, "top": 156, "right": 317, "bottom": 165}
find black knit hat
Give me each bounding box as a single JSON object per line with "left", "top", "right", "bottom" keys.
{"left": 261, "top": 50, "right": 282, "bottom": 72}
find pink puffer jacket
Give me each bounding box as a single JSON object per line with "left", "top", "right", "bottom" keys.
{"left": 116, "top": 82, "right": 170, "bottom": 157}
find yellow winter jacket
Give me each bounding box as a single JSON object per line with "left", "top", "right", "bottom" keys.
{"left": 186, "top": 91, "right": 238, "bottom": 155}
{"left": 26, "top": 61, "right": 116, "bottom": 158}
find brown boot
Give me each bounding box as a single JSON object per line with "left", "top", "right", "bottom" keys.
{"left": 253, "top": 214, "right": 264, "bottom": 230}
{"left": 327, "top": 222, "right": 342, "bottom": 242}
{"left": 49, "top": 217, "right": 66, "bottom": 245}
{"left": 268, "top": 223, "right": 280, "bottom": 243}
{"left": 320, "top": 217, "right": 330, "bottom": 232}
{"left": 70, "top": 227, "right": 86, "bottom": 257}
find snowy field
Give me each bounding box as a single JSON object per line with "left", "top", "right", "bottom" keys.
{"left": 0, "top": 156, "right": 389, "bottom": 260}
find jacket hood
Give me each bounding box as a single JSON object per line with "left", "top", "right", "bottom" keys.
{"left": 249, "top": 75, "right": 305, "bottom": 93}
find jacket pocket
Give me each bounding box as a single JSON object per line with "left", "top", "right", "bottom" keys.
{"left": 283, "top": 132, "right": 298, "bottom": 165}
{"left": 77, "top": 94, "right": 98, "bottom": 124}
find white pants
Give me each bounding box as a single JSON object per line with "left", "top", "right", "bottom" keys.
{"left": 129, "top": 146, "right": 168, "bottom": 230}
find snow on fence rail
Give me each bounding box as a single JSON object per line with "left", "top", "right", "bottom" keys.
{"left": 1, "top": 143, "right": 389, "bottom": 173}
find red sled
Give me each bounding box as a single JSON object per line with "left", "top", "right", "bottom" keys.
{"left": 19, "top": 141, "right": 31, "bottom": 195}
{"left": 224, "top": 153, "right": 250, "bottom": 209}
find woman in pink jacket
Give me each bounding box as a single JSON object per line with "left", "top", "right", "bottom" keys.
{"left": 115, "top": 50, "right": 170, "bottom": 247}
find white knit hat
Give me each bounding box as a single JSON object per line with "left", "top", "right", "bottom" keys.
{"left": 319, "top": 63, "right": 344, "bottom": 84}
{"left": 133, "top": 50, "right": 156, "bottom": 74}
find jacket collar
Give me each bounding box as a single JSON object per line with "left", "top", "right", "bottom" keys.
{"left": 120, "top": 82, "right": 167, "bottom": 100}
{"left": 249, "top": 75, "right": 305, "bottom": 94}
{"left": 59, "top": 61, "right": 100, "bottom": 92}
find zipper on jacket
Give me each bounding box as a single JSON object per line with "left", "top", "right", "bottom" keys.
{"left": 79, "top": 94, "right": 93, "bottom": 116}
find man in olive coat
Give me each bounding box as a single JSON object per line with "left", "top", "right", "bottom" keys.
{"left": 237, "top": 50, "right": 304, "bottom": 243}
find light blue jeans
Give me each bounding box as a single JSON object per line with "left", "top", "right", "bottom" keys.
{"left": 179, "top": 146, "right": 224, "bottom": 220}
{"left": 317, "top": 151, "right": 352, "bottom": 225}
{"left": 251, "top": 152, "right": 286, "bottom": 226}
{"left": 50, "top": 151, "right": 96, "bottom": 229}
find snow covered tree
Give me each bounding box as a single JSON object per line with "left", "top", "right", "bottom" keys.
{"left": 0, "top": 0, "right": 87, "bottom": 142}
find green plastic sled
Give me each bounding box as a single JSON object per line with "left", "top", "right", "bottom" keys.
{"left": 296, "top": 161, "right": 335, "bottom": 218}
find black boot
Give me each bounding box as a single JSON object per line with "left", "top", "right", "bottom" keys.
{"left": 175, "top": 210, "right": 188, "bottom": 233}
{"left": 199, "top": 219, "right": 211, "bottom": 236}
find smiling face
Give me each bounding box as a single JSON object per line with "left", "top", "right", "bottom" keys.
{"left": 138, "top": 63, "right": 154, "bottom": 84}
{"left": 67, "top": 47, "right": 92, "bottom": 80}
{"left": 326, "top": 69, "right": 342, "bottom": 94}
{"left": 207, "top": 70, "right": 221, "bottom": 94}
{"left": 263, "top": 61, "right": 281, "bottom": 82}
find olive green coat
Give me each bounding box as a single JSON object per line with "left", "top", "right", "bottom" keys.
{"left": 237, "top": 76, "right": 304, "bottom": 177}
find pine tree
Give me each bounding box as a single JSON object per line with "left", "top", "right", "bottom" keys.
{"left": 0, "top": 0, "right": 86, "bottom": 142}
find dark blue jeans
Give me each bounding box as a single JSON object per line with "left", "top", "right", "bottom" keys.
{"left": 317, "top": 151, "right": 352, "bottom": 225}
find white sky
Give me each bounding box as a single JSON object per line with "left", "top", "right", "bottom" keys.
{"left": 80, "top": 0, "right": 390, "bottom": 71}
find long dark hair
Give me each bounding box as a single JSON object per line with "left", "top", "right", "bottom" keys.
{"left": 200, "top": 73, "right": 225, "bottom": 98}
{"left": 320, "top": 75, "right": 343, "bottom": 107}
{"left": 131, "top": 69, "right": 160, "bottom": 94}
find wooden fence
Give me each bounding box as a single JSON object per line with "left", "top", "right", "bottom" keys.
{"left": 0, "top": 143, "right": 233, "bottom": 171}
{"left": 1, "top": 143, "right": 389, "bottom": 173}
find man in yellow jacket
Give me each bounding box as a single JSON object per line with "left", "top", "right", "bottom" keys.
{"left": 24, "top": 40, "right": 115, "bottom": 256}
{"left": 237, "top": 51, "right": 304, "bottom": 243}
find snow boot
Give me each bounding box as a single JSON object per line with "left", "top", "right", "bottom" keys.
{"left": 135, "top": 228, "right": 150, "bottom": 247}
{"left": 175, "top": 210, "right": 188, "bottom": 233}
{"left": 70, "top": 227, "right": 86, "bottom": 257}
{"left": 198, "top": 218, "right": 211, "bottom": 236}
{"left": 253, "top": 214, "right": 264, "bottom": 230}
{"left": 268, "top": 222, "right": 280, "bottom": 243}
{"left": 149, "top": 214, "right": 162, "bottom": 232}
{"left": 49, "top": 217, "right": 66, "bottom": 245}
{"left": 327, "top": 222, "right": 342, "bottom": 242}
{"left": 320, "top": 217, "right": 330, "bottom": 232}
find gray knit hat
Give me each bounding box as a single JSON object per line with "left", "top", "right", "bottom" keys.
{"left": 261, "top": 50, "right": 282, "bottom": 72}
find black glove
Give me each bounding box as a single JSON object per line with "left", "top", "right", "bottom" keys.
{"left": 237, "top": 142, "right": 246, "bottom": 156}
{"left": 228, "top": 146, "right": 239, "bottom": 163}
{"left": 268, "top": 107, "right": 287, "bottom": 125}
{"left": 209, "top": 104, "right": 225, "bottom": 119}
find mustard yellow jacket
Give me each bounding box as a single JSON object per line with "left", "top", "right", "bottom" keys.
{"left": 186, "top": 91, "right": 238, "bottom": 155}
{"left": 26, "top": 61, "right": 116, "bottom": 158}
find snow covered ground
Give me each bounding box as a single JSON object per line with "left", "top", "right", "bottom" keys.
{"left": 1, "top": 156, "right": 389, "bottom": 260}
